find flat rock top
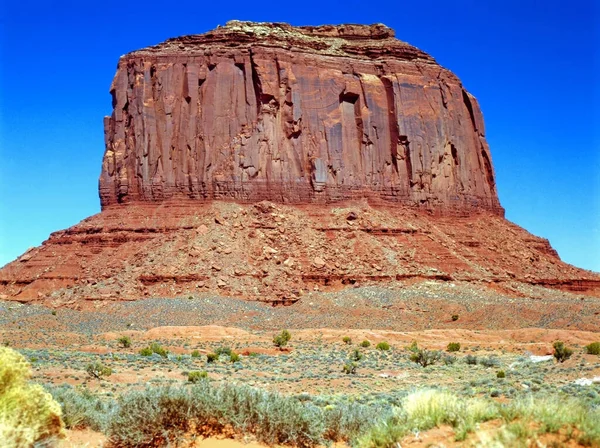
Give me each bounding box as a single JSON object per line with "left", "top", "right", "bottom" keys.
{"left": 128, "top": 20, "right": 435, "bottom": 62}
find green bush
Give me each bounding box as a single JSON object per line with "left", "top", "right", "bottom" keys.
{"left": 230, "top": 352, "right": 240, "bottom": 363}
{"left": 0, "top": 347, "right": 65, "bottom": 446}
{"left": 376, "top": 341, "right": 390, "bottom": 351}
{"left": 187, "top": 371, "right": 208, "bottom": 383}
{"left": 451, "top": 314, "right": 459, "bottom": 321}
{"left": 85, "top": 362, "right": 112, "bottom": 379}
{"left": 139, "top": 343, "right": 168, "bottom": 357}
{"left": 342, "top": 336, "right": 352, "bottom": 345}
{"left": 117, "top": 336, "right": 131, "bottom": 348}
{"left": 351, "top": 349, "right": 363, "bottom": 362}
{"left": 553, "top": 341, "right": 573, "bottom": 363}
{"left": 214, "top": 346, "right": 232, "bottom": 357}
{"left": 584, "top": 342, "right": 600, "bottom": 355}
{"left": 360, "top": 340, "right": 371, "bottom": 348}
{"left": 191, "top": 350, "right": 201, "bottom": 358}
{"left": 410, "top": 349, "right": 441, "bottom": 367}
{"left": 342, "top": 362, "right": 357, "bottom": 375}
{"left": 406, "top": 341, "right": 419, "bottom": 352}
{"left": 139, "top": 347, "right": 153, "bottom": 356}
{"left": 206, "top": 353, "right": 218, "bottom": 363}
{"left": 497, "top": 370, "right": 506, "bottom": 378}
{"left": 273, "top": 330, "right": 292, "bottom": 348}
{"left": 447, "top": 342, "right": 461, "bottom": 352}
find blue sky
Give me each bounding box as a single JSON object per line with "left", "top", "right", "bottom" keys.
{"left": 1, "top": 0, "right": 598, "bottom": 272}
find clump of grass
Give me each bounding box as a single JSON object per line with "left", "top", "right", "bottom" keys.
{"left": 187, "top": 371, "right": 208, "bottom": 383}
{"left": 376, "top": 342, "right": 390, "bottom": 351}
{"left": 553, "top": 341, "right": 573, "bottom": 363}
{"left": 0, "top": 347, "right": 65, "bottom": 446}
{"left": 584, "top": 341, "right": 600, "bottom": 355}
{"left": 342, "top": 336, "right": 352, "bottom": 345}
{"left": 191, "top": 350, "right": 201, "bottom": 358}
{"left": 230, "top": 352, "right": 240, "bottom": 363}
{"left": 206, "top": 353, "right": 218, "bottom": 363}
{"left": 447, "top": 342, "right": 461, "bottom": 352}
{"left": 117, "top": 336, "right": 131, "bottom": 348}
{"left": 85, "top": 362, "right": 112, "bottom": 379}
{"left": 360, "top": 340, "right": 371, "bottom": 348}
{"left": 497, "top": 370, "right": 506, "bottom": 378}
{"left": 273, "top": 330, "right": 292, "bottom": 348}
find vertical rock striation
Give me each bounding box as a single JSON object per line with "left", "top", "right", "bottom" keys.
{"left": 100, "top": 21, "right": 503, "bottom": 214}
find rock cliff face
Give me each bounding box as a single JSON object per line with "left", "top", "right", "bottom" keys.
{"left": 100, "top": 21, "right": 502, "bottom": 214}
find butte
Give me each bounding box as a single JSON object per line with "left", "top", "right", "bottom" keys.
{"left": 1, "top": 21, "right": 599, "bottom": 318}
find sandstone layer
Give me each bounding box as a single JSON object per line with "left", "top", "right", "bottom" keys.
{"left": 1, "top": 201, "right": 599, "bottom": 305}
{"left": 100, "top": 21, "right": 502, "bottom": 214}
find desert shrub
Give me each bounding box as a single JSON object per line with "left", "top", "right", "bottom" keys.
{"left": 0, "top": 347, "right": 65, "bottom": 447}
{"left": 187, "top": 371, "right": 208, "bottom": 383}
{"left": 497, "top": 370, "right": 506, "bottom": 378}
{"left": 451, "top": 314, "right": 459, "bottom": 321}
{"left": 273, "top": 330, "right": 292, "bottom": 348}
{"left": 118, "top": 336, "right": 132, "bottom": 348}
{"left": 85, "top": 361, "right": 112, "bottom": 379}
{"left": 447, "top": 342, "right": 461, "bottom": 352}
{"left": 342, "top": 336, "right": 352, "bottom": 345}
{"left": 140, "top": 343, "right": 168, "bottom": 357}
{"left": 230, "top": 352, "right": 240, "bottom": 363}
{"left": 48, "top": 385, "right": 116, "bottom": 431}
{"left": 191, "top": 350, "right": 200, "bottom": 358}
{"left": 360, "top": 340, "right": 371, "bottom": 348}
{"left": 149, "top": 343, "right": 168, "bottom": 357}
{"left": 406, "top": 341, "right": 419, "bottom": 352}
{"left": 206, "top": 353, "right": 218, "bottom": 363}
{"left": 107, "top": 383, "right": 325, "bottom": 447}
{"left": 351, "top": 349, "right": 363, "bottom": 362}
{"left": 479, "top": 356, "right": 500, "bottom": 368}
{"left": 410, "top": 349, "right": 441, "bottom": 367}
{"left": 584, "top": 341, "right": 600, "bottom": 355}
{"left": 465, "top": 354, "right": 478, "bottom": 365}
{"left": 214, "top": 346, "right": 232, "bottom": 357}
{"left": 376, "top": 341, "right": 390, "bottom": 351}
{"left": 51, "top": 310, "right": 57, "bottom": 316}
{"left": 442, "top": 354, "right": 457, "bottom": 365}
{"left": 553, "top": 341, "right": 573, "bottom": 363}
{"left": 342, "top": 362, "right": 357, "bottom": 375}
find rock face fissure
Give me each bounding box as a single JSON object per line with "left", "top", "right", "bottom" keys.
{"left": 100, "top": 21, "right": 503, "bottom": 214}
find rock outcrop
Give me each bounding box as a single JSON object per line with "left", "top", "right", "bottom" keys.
{"left": 2, "top": 22, "right": 599, "bottom": 309}
{"left": 100, "top": 21, "right": 502, "bottom": 214}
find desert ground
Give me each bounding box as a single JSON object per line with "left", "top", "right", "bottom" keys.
{"left": 2, "top": 283, "right": 600, "bottom": 447}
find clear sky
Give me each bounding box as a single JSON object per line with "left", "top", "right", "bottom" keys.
{"left": 1, "top": 0, "right": 598, "bottom": 272}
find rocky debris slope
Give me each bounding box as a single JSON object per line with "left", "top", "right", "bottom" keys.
{"left": 1, "top": 201, "right": 598, "bottom": 304}
{"left": 101, "top": 21, "right": 502, "bottom": 214}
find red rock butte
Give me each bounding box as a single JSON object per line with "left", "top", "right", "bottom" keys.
{"left": 100, "top": 21, "right": 502, "bottom": 214}
{"left": 2, "top": 21, "right": 599, "bottom": 307}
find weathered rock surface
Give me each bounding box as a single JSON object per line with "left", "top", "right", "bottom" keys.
{"left": 1, "top": 201, "right": 599, "bottom": 305}
{"left": 100, "top": 21, "right": 502, "bottom": 214}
